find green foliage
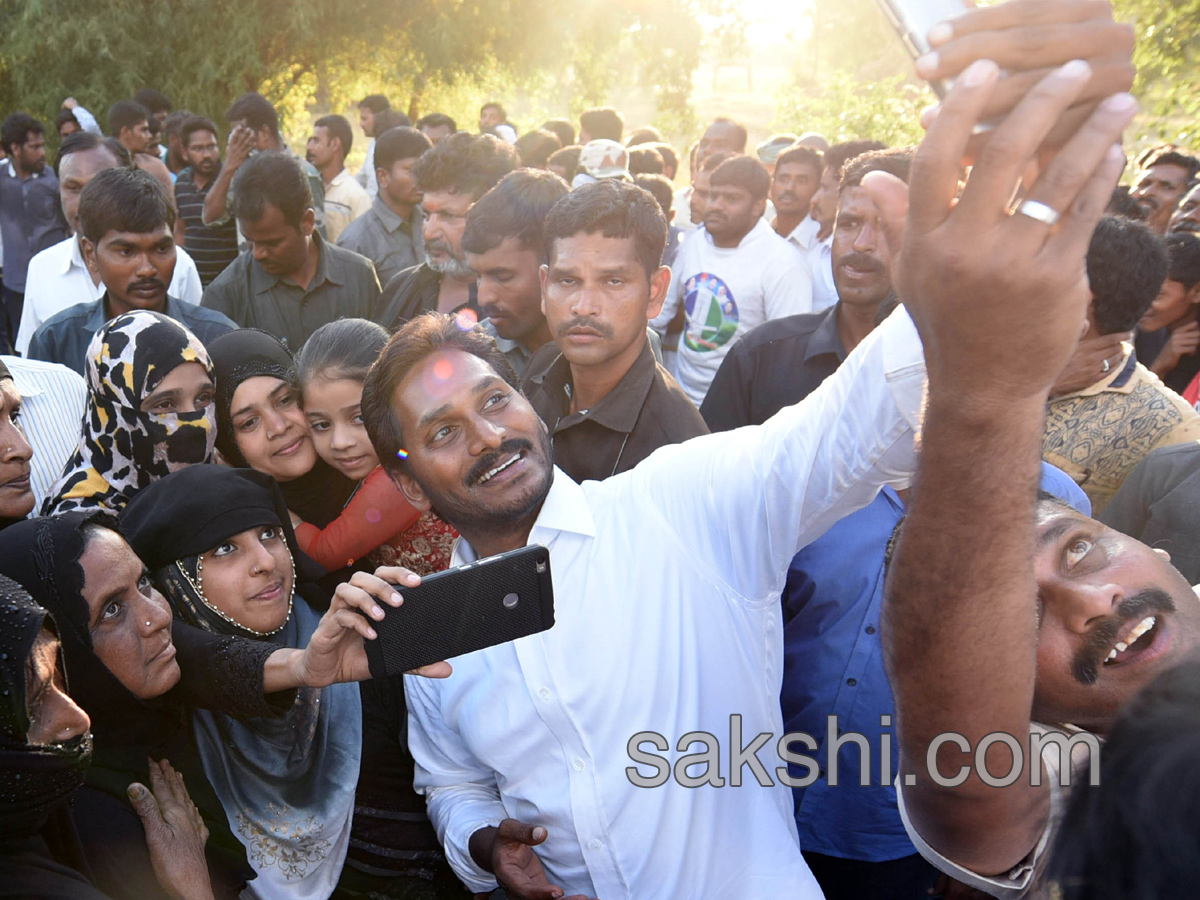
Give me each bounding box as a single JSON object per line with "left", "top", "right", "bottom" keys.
{"left": 1113, "top": 0, "right": 1200, "bottom": 145}
{"left": 776, "top": 71, "right": 930, "bottom": 147}
{"left": 0, "top": 0, "right": 704, "bottom": 151}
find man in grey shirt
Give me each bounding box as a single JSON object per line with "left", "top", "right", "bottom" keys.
{"left": 201, "top": 152, "right": 381, "bottom": 351}
{"left": 337, "top": 126, "right": 430, "bottom": 287}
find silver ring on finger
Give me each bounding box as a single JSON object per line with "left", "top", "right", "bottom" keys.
{"left": 1012, "top": 198, "right": 1061, "bottom": 227}
{"left": 1102, "top": 358, "right": 1111, "bottom": 373}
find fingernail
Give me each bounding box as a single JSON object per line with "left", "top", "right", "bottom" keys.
{"left": 1107, "top": 142, "right": 1127, "bottom": 165}
{"left": 1057, "top": 59, "right": 1091, "bottom": 80}
{"left": 390, "top": 592, "right": 403, "bottom": 605}
{"left": 372, "top": 605, "right": 384, "bottom": 619}
{"left": 961, "top": 59, "right": 997, "bottom": 87}
{"left": 914, "top": 51, "right": 938, "bottom": 77}
{"left": 367, "top": 627, "right": 377, "bottom": 639}
{"left": 128, "top": 784, "right": 146, "bottom": 799}
{"left": 928, "top": 22, "right": 953, "bottom": 46}
{"left": 533, "top": 826, "right": 547, "bottom": 840}
{"left": 1101, "top": 92, "right": 1137, "bottom": 113}
{"left": 920, "top": 104, "right": 941, "bottom": 128}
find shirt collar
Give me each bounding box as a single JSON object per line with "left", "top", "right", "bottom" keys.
{"left": 91, "top": 293, "right": 181, "bottom": 329}
{"left": 533, "top": 338, "right": 658, "bottom": 434}
{"left": 786, "top": 216, "right": 821, "bottom": 250}
{"left": 804, "top": 304, "right": 847, "bottom": 363}
{"left": 371, "top": 194, "right": 411, "bottom": 234}
{"left": 453, "top": 465, "right": 598, "bottom": 564}
{"left": 1057, "top": 344, "right": 1137, "bottom": 398}
{"left": 251, "top": 231, "right": 336, "bottom": 294}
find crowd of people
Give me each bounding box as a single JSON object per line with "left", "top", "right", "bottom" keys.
{"left": 2, "top": 0, "right": 1200, "bottom": 897}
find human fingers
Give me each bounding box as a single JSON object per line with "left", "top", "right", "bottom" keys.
{"left": 497, "top": 819, "right": 549, "bottom": 846}
{"left": 918, "top": 18, "right": 1132, "bottom": 82}
{"left": 333, "top": 571, "right": 407, "bottom": 620}
{"left": 328, "top": 607, "right": 378, "bottom": 642}
{"left": 926, "top": 0, "right": 1114, "bottom": 48}
{"left": 1031, "top": 94, "right": 1134, "bottom": 255}
{"left": 408, "top": 661, "right": 453, "bottom": 678}
{"left": 953, "top": 59, "right": 1094, "bottom": 227}
{"left": 859, "top": 171, "right": 910, "bottom": 260}
{"left": 966, "top": 57, "right": 1134, "bottom": 123}
{"left": 907, "top": 58, "right": 1002, "bottom": 234}
{"left": 372, "top": 565, "right": 421, "bottom": 589}
{"left": 127, "top": 781, "right": 166, "bottom": 835}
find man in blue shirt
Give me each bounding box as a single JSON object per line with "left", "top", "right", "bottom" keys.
{"left": 781, "top": 463, "right": 1089, "bottom": 899}
{"left": 28, "top": 166, "right": 233, "bottom": 375}
{"left": 0, "top": 113, "right": 69, "bottom": 353}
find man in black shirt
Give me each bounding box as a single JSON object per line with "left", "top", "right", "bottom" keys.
{"left": 524, "top": 180, "right": 706, "bottom": 482}
{"left": 700, "top": 148, "right": 912, "bottom": 431}
{"left": 173, "top": 116, "right": 239, "bottom": 286}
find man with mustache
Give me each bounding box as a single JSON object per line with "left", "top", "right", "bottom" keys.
{"left": 377, "top": 131, "right": 518, "bottom": 328}
{"left": 27, "top": 166, "right": 234, "bottom": 375}
{"left": 700, "top": 148, "right": 911, "bottom": 432}
{"left": 1168, "top": 182, "right": 1200, "bottom": 235}
{"left": 462, "top": 169, "right": 567, "bottom": 377}
{"left": 656, "top": 154, "right": 812, "bottom": 407}
{"left": 523, "top": 179, "right": 707, "bottom": 482}
{"left": 173, "top": 116, "right": 239, "bottom": 287}
{"left": 1131, "top": 145, "right": 1199, "bottom": 235}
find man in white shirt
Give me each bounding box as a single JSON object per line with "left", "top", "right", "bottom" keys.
{"left": 771, "top": 145, "right": 831, "bottom": 310}
{"left": 16, "top": 132, "right": 201, "bottom": 354}
{"left": 654, "top": 155, "right": 812, "bottom": 405}
{"left": 307, "top": 114, "right": 370, "bottom": 242}
{"left": 361, "top": 300, "right": 924, "bottom": 899}
{"left": 356, "top": 94, "right": 391, "bottom": 200}
{"left": 1, "top": 355, "right": 85, "bottom": 508}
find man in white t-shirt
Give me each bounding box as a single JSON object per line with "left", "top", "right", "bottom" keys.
{"left": 16, "top": 132, "right": 201, "bottom": 354}
{"left": 654, "top": 155, "right": 811, "bottom": 406}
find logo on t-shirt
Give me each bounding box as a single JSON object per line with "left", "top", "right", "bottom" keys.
{"left": 683, "top": 273, "right": 739, "bottom": 353}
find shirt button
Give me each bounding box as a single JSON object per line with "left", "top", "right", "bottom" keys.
{"left": 538, "top": 687, "right": 551, "bottom": 701}
{"left": 846, "top": 678, "right": 857, "bottom": 686}
{"left": 573, "top": 758, "right": 586, "bottom": 771}
{"left": 865, "top": 626, "right": 877, "bottom": 634}
{"left": 588, "top": 839, "right": 603, "bottom": 851}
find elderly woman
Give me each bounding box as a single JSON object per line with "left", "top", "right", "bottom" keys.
{"left": 0, "top": 571, "right": 214, "bottom": 900}
{"left": 0, "top": 359, "right": 36, "bottom": 529}
{"left": 43, "top": 311, "right": 216, "bottom": 515}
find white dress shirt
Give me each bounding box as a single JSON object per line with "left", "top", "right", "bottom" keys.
{"left": 406, "top": 307, "right": 926, "bottom": 899}
{"left": 17, "top": 236, "right": 203, "bottom": 354}
{"left": 357, "top": 138, "right": 379, "bottom": 200}
{"left": 785, "top": 216, "right": 837, "bottom": 312}
{"left": 2, "top": 356, "right": 86, "bottom": 509}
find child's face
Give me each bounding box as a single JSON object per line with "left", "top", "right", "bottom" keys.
{"left": 303, "top": 376, "right": 380, "bottom": 481}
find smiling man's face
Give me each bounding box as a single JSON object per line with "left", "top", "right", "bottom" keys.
{"left": 1030, "top": 501, "right": 1200, "bottom": 733}
{"left": 390, "top": 350, "right": 553, "bottom": 540}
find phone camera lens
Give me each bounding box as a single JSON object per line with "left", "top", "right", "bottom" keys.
{"left": 503, "top": 592, "right": 520, "bottom": 609}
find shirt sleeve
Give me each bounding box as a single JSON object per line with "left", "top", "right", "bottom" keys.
{"left": 15, "top": 257, "right": 49, "bottom": 355}
{"left": 25, "top": 324, "right": 56, "bottom": 366}
{"left": 293, "top": 467, "right": 421, "bottom": 570}
{"left": 627, "top": 305, "right": 925, "bottom": 603}
{"left": 173, "top": 248, "right": 204, "bottom": 305}
{"left": 73, "top": 105, "right": 103, "bottom": 135}
{"left": 405, "top": 673, "right": 506, "bottom": 893}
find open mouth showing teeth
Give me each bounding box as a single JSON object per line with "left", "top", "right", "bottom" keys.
{"left": 1104, "top": 616, "right": 1158, "bottom": 666}
{"left": 476, "top": 452, "right": 521, "bottom": 485}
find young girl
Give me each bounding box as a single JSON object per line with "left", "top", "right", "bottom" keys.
{"left": 294, "top": 319, "right": 456, "bottom": 575}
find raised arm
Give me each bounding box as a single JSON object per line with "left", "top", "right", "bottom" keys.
{"left": 883, "top": 57, "right": 1135, "bottom": 877}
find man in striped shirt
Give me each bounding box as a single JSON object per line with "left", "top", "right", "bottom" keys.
{"left": 173, "top": 116, "right": 238, "bottom": 286}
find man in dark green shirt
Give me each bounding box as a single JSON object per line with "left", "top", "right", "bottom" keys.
{"left": 201, "top": 152, "right": 380, "bottom": 351}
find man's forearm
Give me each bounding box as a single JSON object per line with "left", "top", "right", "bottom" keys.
{"left": 202, "top": 167, "right": 236, "bottom": 225}
{"left": 885, "top": 394, "right": 1047, "bottom": 863}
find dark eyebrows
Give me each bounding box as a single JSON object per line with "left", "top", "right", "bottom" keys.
{"left": 232, "top": 380, "right": 290, "bottom": 421}
{"left": 1037, "top": 517, "right": 1079, "bottom": 550}
{"left": 415, "top": 376, "right": 507, "bottom": 432}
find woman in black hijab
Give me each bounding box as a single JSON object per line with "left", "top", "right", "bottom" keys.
{"left": 208, "top": 329, "right": 355, "bottom": 527}
{"left": 0, "top": 572, "right": 214, "bottom": 900}
{"left": 0, "top": 359, "right": 37, "bottom": 529}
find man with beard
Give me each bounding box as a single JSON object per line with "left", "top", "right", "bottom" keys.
{"left": 0, "top": 113, "right": 68, "bottom": 353}
{"left": 523, "top": 180, "right": 707, "bottom": 481}
{"left": 1131, "top": 145, "right": 1199, "bottom": 235}
{"left": 173, "top": 116, "right": 239, "bottom": 286}
{"left": 462, "top": 169, "right": 567, "bottom": 376}
{"left": 376, "top": 131, "right": 518, "bottom": 328}
{"left": 28, "top": 167, "right": 234, "bottom": 374}
{"left": 201, "top": 152, "right": 381, "bottom": 349}
{"left": 16, "top": 133, "right": 204, "bottom": 355}
{"left": 700, "top": 149, "right": 911, "bottom": 431}
{"left": 654, "top": 155, "right": 811, "bottom": 406}
{"left": 1168, "top": 182, "right": 1200, "bottom": 235}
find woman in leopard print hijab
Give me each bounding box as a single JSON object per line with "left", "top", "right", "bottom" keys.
{"left": 44, "top": 311, "right": 217, "bottom": 515}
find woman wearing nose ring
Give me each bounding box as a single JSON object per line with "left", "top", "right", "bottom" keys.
{"left": 206, "top": 329, "right": 355, "bottom": 528}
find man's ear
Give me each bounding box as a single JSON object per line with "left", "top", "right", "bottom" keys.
{"left": 753, "top": 197, "right": 767, "bottom": 221}
{"left": 646, "top": 265, "right": 672, "bottom": 320}
{"left": 81, "top": 236, "right": 100, "bottom": 277}
{"left": 1187, "top": 282, "right": 1200, "bottom": 307}
{"left": 539, "top": 264, "right": 549, "bottom": 315}
{"left": 389, "top": 469, "right": 433, "bottom": 513}
{"left": 300, "top": 207, "right": 317, "bottom": 237}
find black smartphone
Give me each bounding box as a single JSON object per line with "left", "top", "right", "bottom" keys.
{"left": 364, "top": 544, "right": 555, "bottom": 678}
{"left": 874, "top": 0, "right": 972, "bottom": 97}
